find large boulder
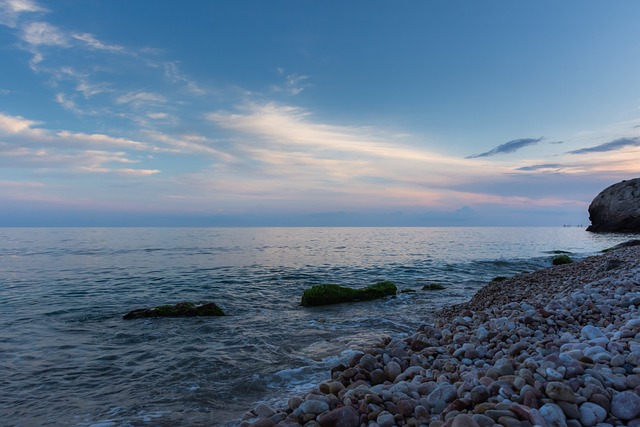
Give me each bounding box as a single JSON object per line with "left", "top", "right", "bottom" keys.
{"left": 587, "top": 178, "right": 640, "bottom": 233}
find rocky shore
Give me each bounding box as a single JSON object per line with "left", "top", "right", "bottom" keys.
{"left": 241, "top": 243, "right": 640, "bottom": 427}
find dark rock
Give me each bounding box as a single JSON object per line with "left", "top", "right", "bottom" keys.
{"left": 317, "top": 406, "right": 360, "bottom": 427}
{"left": 123, "top": 301, "right": 224, "bottom": 319}
{"left": 300, "top": 281, "right": 397, "bottom": 307}
{"left": 552, "top": 255, "right": 573, "bottom": 265}
{"left": 587, "top": 178, "right": 640, "bottom": 233}
{"left": 451, "top": 414, "right": 481, "bottom": 427}
{"left": 611, "top": 391, "right": 640, "bottom": 420}
{"left": 603, "top": 239, "right": 640, "bottom": 252}
{"left": 422, "top": 283, "right": 446, "bottom": 290}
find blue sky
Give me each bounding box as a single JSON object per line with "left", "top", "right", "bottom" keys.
{"left": 1, "top": 0, "right": 639, "bottom": 226}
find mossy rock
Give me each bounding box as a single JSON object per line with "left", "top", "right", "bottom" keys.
{"left": 123, "top": 301, "right": 225, "bottom": 320}
{"left": 422, "top": 283, "right": 446, "bottom": 291}
{"left": 491, "top": 276, "right": 508, "bottom": 282}
{"left": 300, "top": 281, "right": 397, "bottom": 307}
{"left": 552, "top": 255, "right": 573, "bottom": 265}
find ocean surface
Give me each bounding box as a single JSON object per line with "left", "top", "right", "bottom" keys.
{"left": 0, "top": 227, "right": 634, "bottom": 427}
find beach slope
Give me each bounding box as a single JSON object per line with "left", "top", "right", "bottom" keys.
{"left": 243, "top": 244, "right": 640, "bottom": 427}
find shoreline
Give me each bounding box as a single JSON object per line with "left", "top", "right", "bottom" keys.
{"left": 241, "top": 243, "right": 640, "bottom": 426}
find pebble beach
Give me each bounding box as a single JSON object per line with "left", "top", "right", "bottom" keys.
{"left": 241, "top": 242, "right": 640, "bottom": 427}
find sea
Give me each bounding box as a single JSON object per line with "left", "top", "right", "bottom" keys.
{"left": 0, "top": 227, "right": 634, "bottom": 427}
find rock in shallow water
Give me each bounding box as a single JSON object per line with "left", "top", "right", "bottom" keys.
{"left": 122, "top": 301, "right": 224, "bottom": 319}
{"left": 300, "top": 281, "right": 397, "bottom": 307}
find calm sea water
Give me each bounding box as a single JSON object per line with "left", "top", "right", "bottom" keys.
{"left": 0, "top": 227, "right": 633, "bottom": 426}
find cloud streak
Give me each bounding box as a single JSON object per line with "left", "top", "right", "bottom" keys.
{"left": 516, "top": 163, "right": 563, "bottom": 172}
{"left": 466, "top": 137, "right": 543, "bottom": 159}
{"left": 566, "top": 137, "right": 640, "bottom": 154}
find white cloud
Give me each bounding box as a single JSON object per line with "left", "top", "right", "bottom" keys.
{"left": 141, "top": 130, "right": 233, "bottom": 158}
{"left": 76, "top": 82, "right": 110, "bottom": 98}
{"left": 207, "top": 103, "right": 471, "bottom": 168}
{"left": 116, "top": 91, "right": 167, "bottom": 107}
{"left": 272, "top": 68, "right": 309, "bottom": 95}
{"left": 116, "top": 168, "right": 161, "bottom": 176}
{"left": 146, "top": 112, "right": 169, "bottom": 120}
{"left": 0, "top": 112, "right": 40, "bottom": 133}
{"left": 21, "top": 21, "right": 67, "bottom": 46}
{"left": 71, "top": 32, "right": 124, "bottom": 52}
{"left": 0, "top": 0, "right": 46, "bottom": 28}
{"left": 55, "top": 93, "right": 81, "bottom": 113}
{"left": 163, "top": 61, "right": 206, "bottom": 95}
{"left": 200, "top": 102, "right": 507, "bottom": 209}
{"left": 56, "top": 130, "right": 153, "bottom": 151}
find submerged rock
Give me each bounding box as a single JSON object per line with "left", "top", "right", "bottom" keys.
{"left": 300, "top": 281, "right": 397, "bottom": 307}
{"left": 422, "top": 283, "right": 446, "bottom": 290}
{"left": 587, "top": 177, "right": 640, "bottom": 232}
{"left": 122, "top": 301, "right": 225, "bottom": 320}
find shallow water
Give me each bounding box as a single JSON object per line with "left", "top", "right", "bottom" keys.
{"left": 0, "top": 227, "right": 633, "bottom": 426}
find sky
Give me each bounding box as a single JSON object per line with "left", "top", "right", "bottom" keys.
{"left": 1, "top": 0, "right": 640, "bottom": 226}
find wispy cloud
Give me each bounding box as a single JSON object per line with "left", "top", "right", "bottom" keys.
{"left": 21, "top": 21, "right": 68, "bottom": 46}
{"left": 4, "top": 2, "right": 206, "bottom": 129}
{"left": 516, "top": 163, "right": 563, "bottom": 171}
{"left": 566, "top": 136, "right": 640, "bottom": 154}
{"left": 55, "top": 92, "right": 78, "bottom": 111}
{"left": 0, "top": 112, "right": 165, "bottom": 176}
{"left": 116, "top": 91, "right": 167, "bottom": 108}
{"left": 56, "top": 130, "right": 154, "bottom": 151}
{"left": 75, "top": 82, "right": 111, "bottom": 98}
{"left": 71, "top": 33, "right": 124, "bottom": 52}
{"left": 202, "top": 102, "right": 499, "bottom": 206}
{"left": 0, "top": 0, "right": 46, "bottom": 28}
{"left": 163, "top": 62, "right": 207, "bottom": 95}
{"left": 273, "top": 68, "right": 309, "bottom": 95}
{"left": 466, "top": 137, "right": 543, "bottom": 159}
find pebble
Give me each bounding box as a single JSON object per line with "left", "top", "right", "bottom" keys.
{"left": 546, "top": 382, "right": 576, "bottom": 402}
{"left": 579, "top": 402, "right": 607, "bottom": 426}
{"left": 316, "top": 406, "right": 359, "bottom": 427}
{"left": 298, "top": 400, "right": 329, "bottom": 416}
{"left": 376, "top": 411, "right": 395, "bottom": 427}
{"left": 451, "top": 414, "right": 480, "bottom": 427}
{"left": 540, "top": 403, "right": 567, "bottom": 427}
{"left": 610, "top": 390, "right": 640, "bottom": 420}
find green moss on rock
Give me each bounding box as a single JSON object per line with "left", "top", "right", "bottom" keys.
{"left": 123, "top": 301, "right": 224, "bottom": 320}
{"left": 552, "top": 254, "right": 573, "bottom": 265}
{"left": 422, "top": 283, "right": 446, "bottom": 290}
{"left": 300, "top": 281, "right": 397, "bottom": 307}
